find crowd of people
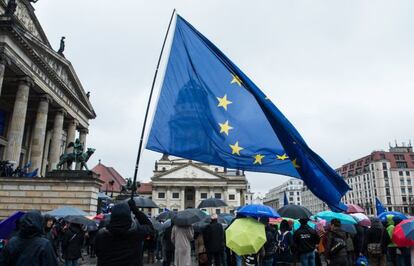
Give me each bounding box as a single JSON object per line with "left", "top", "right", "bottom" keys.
{"left": 0, "top": 201, "right": 413, "bottom": 266}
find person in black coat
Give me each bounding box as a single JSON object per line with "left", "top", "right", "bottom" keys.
{"left": 0, "top": 211, "right": 58, "bottom": 266}
{"left": 61, "top": 223, "right": 84, "bottom": 266}
{"left": 95, "top": 200, "right": 153, "bottom": 266}
{"left": 203, "top": 214, "right": 224, "bottom": 266}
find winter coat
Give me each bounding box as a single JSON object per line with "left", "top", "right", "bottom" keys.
{"left": 262, "top": 225, "right": 276, "bottom": 258}
{"left": 203, "top": 219, "right": 224, "bottom": 253}
{"left": 326, "top": 227, "right": 347, "bottom": 258}
{"left": 61, "top": 224, "right": 84, "bottom": 260}
{"left": 0, "top": 211, "right": 58, "bottom": 266}
{"left": 293, "top": 224, "right": 320, "bottom": 254}
{"left": 365, "top": 218, "right": 390, "bottom": 254}
{"left": 275, "top": 229, "right": 294, "bottom": 262}
{"left": 171, "top": 225, "right": 193, "bottom": 266}
{"left": 95, "top": 202, "right": 153, "bottom": 266}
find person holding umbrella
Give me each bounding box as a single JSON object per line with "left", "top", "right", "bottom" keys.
{"left": 61, "top": 222, "right": 84, "bottom": 266}
{"left": 364, "top": 217, "right": 389, "bottom": 266}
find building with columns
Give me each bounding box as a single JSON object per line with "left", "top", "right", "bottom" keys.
{"left": 0, "top": 1, "right": 95, "bottom": 175}
{"left": 150, "top": 155, "right": 249, "bottom": 216}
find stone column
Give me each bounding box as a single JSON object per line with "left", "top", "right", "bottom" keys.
{"left": 41, "top": 130, "right": 52, "bottom": 176}
{"left": 76, "top": 128, "right": 88, "bottom": 170}
{"left": 5, "top": 77, "right": 32, "bottom": 164}
{"left": 48, "top": 109, "right": 65, "bottom": 170}
{"left": 181, "top": 187, "right": 185, "bottom": 210}
{"left": 64, "top": 119, "right": 77, "bottom": 169}
{"left": 29, "top": 95, "right": 50, "bottom": 173}
{"left": 166, "top": 187, "right": 171, "bottom": 209}
{"left": 0, "top": 59, "right": 7, "bottom": 96}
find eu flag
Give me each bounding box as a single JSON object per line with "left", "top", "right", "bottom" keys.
{"left": 146, "top": 15, "right": 350, "bottom": 210}
{"left": 376, "top": 197, "right": 386, "bottom": 215}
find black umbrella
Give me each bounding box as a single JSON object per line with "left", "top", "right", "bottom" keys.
{"left": 277, "top": 204, "right": 312, "bottom": 219}
{"left": 150, "top": 218, "right": 164, "bottom": 231}
{"left": 156, "top": 211, "right": 177, "bottom": 221}
{"left": 64, "top": 215, "right": 97, "bottom": 229}
{"left": 125, "top": 196, "right": 158, "bottom": 208}
{"left": 172, "top": 208, "right": 208, "bottom": 226}
{"left": 197, "top": 197, "right": 228, "bottom": 208}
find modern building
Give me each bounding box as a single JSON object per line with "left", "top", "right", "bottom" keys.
{"left": 150, "top": 154, "right": 249, "bottom": 216}
{"left": 263, "top": 178, "right": 303, "bottom": 210}
{"left": 0, "top": 1, "right": 95, "bottom": 175}
{"left": 301, "top": 143, "right": 414, "bottom": 215}
{"left": 339, "top": 143, "right": 414, "bottom": 215}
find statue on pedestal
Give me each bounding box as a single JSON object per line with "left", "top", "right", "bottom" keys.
{"left": 56, "top": 138, "right": 95, "bottom": 170}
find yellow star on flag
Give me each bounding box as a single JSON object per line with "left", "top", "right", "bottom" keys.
{"left": 276, "top": 153, "right": 289, "bottom": 160}
{"left": 219, "top": 120, "right": 233, "bottom": 136}
{"left": 253, "top": 154, "right": 265, "bottom": 165}
{"left": 230, "top": 74, "right": 242, "bottom": 86}
{"left": 292, "top": 158, "right": 300, "bottom": 169}
{"left": 217, "top": 94, "right": 232, "bottom": 110}
{"left": 229, "top": 141, "right": 244, "bottom": 155}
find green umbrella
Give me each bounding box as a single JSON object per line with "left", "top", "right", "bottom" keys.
{"left": 225, "top": 218, "right": 266, "bottom": 255}
{"left": 315, "top": 211, "right": 357, "bottom": 225}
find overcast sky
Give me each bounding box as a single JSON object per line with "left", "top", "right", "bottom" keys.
{"left": 34, "top": 1, "right": 414, "bottom": 194}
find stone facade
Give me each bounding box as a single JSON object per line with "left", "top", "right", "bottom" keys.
{"left": 0, "top": 0, "right": 95, "bottom": 173}
{"left": 0, "top": 172, "right": 103, "bottom": 219}
{"left": 150, "top": 155, "right": 249, "bottom": 216}
{"left": 263, "top": 178, "right": 303, "bottom": 210}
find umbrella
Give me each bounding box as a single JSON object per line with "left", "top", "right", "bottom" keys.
{"left": 315, "top": 211, "right": 357, "bottom": 225}
{"left": 238, "top": 204, "right": 280, "bottom": 218}
{"left": 350, "top": 213, "right": 371, "bottom": 227}
{"left": 93, "top": 214, "right": 105, "bottom": 220}
{"left": 172, "top": 208, "right": 209, "bottom": 226}
{"left": 45, "top": 206, "right": 88, "bottom": 218}
{"left": 64, "top": 215, "right": 97, "bottom": 229}
{"left": 0, "top": 211, "right": 25, "bottom": 239}
{"left": 150, "top": 218, "right": 164, "bottom": 231}
{"left": 339, "top": 224, "right": 357, "bottom": 235}
{"left": 98, "top": 192, "right": 112, "bottom": 200}
{"left": 378, "top": 211, "right": 407, "bottom": 222}
{"left": 218, "top": 213, "right": 235, "bottom": 224}
{"left": 198, "top": 197, "right": 227, "bottom": 208}
{"left": 277, "top": 204, "right": 312, "bottom": 219}
{"left": 157, "top": 211, "right": 176, "bottom": 221}
{"left": 225, "top": 218, "right": 266, "bottom": 255}
{"left": 270, "top": 217, "right": 316, "bottom": 231}
{"left": 346, "top": 204, "right": 365, "bottom": 214}
{"left": 126, "top": 197, "right": 158, "bottom": 208}
{"left": 392, "top": 218, "right": 414, "bottom": 247}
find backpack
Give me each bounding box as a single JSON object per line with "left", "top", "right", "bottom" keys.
{"left": 275, "top": 231, "right": 290, "bottom": 254}
{"left": 367, "top": 228, "right": 383, "bottom": 256}
{"left": 329, "top": 232, "right": 347, "bottom": 255}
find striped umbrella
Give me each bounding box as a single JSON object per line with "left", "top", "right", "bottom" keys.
{"left": 350, "top": 213, "right": 371, "bottom": 227}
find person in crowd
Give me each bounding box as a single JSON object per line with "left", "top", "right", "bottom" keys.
{"left": 145, "top": 229, "right": 157, "bottom": 264}
{"left": 364, "top": 217, "right": 389, "bottom": 266}
{"left": 354, "top": 225, "right": 367, "bottom": 259}
{"left": 325, "top": 218, "right": 347, "bottom": 266}
{"left": 345, "top": 232, "right": 355, "bottom": 266}
{"left": 315, "top": 221, "right": 327, "bottom": 266}
{"left": 386, "top": 215, "right": 398, "bottom": 266}
{"left": 85, "top": 228, "right": 97, "bottom": 258}
{"left": 162, "top": 221, "right": 175, "bottom": 266}
{"left": 95, "top": 200, "right": 153, "bottom": 266}
{"left": 274, "top": 219, "right": 293, "bottom": 266}
{"left": 259, "top": 216, "right": 276, "bottom": 266}
{"left": 203, "top": 214, "right": 225, "bottom": 266}
{"left": 43, "top": 214, "right": 54, "bottom": 243}
{"left": 171, "top": 223, "right": 194, "bottom": 266}
{"left": 195, "top": 231, "right": 208, "bottom": 266}
{"left": 61, "top": 222, "right": 84, "bottom": 266}
{"left": 0, "top": 211, "right": 58, "bottom": 266}
{"left": 293, "top": 218, "right": 320, "bottom": 266}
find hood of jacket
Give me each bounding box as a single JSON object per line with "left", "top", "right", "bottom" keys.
{"left": 19, "top": 211, "right": 44, "bottom": 239}
{"left": 107, "top": 203, "right": 132, "bottom": 235}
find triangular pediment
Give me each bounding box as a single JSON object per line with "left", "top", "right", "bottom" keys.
{"left": 5, "top": 0, "right": 50, "bottom": 46}
{"left": 153, "top": 164, "right": 225, "bottom": 180}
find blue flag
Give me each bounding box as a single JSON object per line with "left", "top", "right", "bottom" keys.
{"left": 146, "top": 15, "right": 350, "bottom": 210}
{"left": 284, "top": 191, "right": 289, "bottom": 206}
{"left": 376, "top": 197, "right": 386, "bottom": 215}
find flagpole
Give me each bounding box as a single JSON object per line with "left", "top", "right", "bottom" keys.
{"left": 131, "top": 9, "right": 176, "bottom": 200}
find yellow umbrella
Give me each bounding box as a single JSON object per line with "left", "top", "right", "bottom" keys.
{"left": 225, "top": 218, "right": 266, "bottom": 255}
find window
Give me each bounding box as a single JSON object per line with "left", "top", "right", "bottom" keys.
{"left": 402, "top": 197, "right": 407, "bottom": 203}
{"left": 399, "top": 171, "right": 404, "bottom": 176}
{"left": 215, "top": 209, "right": 221, "bottom": 214}
{"left": 394, "top": 154, "right": 405, "bottom": 160}
{"left": 200, "top": 193, "right": 208, "bottom": 199}
{"left": 400, "top": 178, "right": 405, "bottom": 185}
{"left": 297, "top": 197, "right": 300, "bottom": 201}
{"left": 382, "top": 162, "right": 387, "bottom": 169}
{"left": 289, "top": 197, "right": 294, "bottom": 202}
{"left": 380, "top": 154, "right": 386, "bottom": 160}
{"left": 385, "top": 188, "right": 390, "bottom": 196}
{"left": 289, "top": 192, "right": 294, "bottom": 196}
{"left": 158, "top": 192, "right": 165, "bottom": 199}
{"left": 407, "top": 179, "right": 412, "bottom": 185}
{"left": 401, "top": 188, "right": 406, "bottom": 194}
{"left": 229, "top": 194, "right": 235, "bottom": 200}
{"left": 383, "top": 171, "right": 388, "bottom": 178}
{"left": 406, "top": 171, "right": 410, "bottom": 176}
{"left": 297, "top": 192, "right": 300, "bottom": 195}
{"left": 397, "top": 162, "right": 408, "bottom": 168}
{"left": 408, "top": 187, "right": 412, "bottom": 194}
{"left": 172, "top": 192, "right": 180, "bottom": 199}
{"left": 214, "top": 193, "right": 222, "bottom": 199}
{"left": 387, "top": 197, "right": 392, "bottom": 204}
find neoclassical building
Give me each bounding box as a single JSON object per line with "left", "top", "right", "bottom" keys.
{"left": 151, "top": 155, "right": 249, "bottom": 216}
{"left": 0, "top": 0, "right": 95, "bottom": 175}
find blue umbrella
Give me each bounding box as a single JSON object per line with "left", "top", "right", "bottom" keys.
{"left": 45, "top": 206, "right": 88, "bottom": 218}
{"left": 238, "top": 204, "right": 280, "bottom": 218}
{"left": 0, "top": 211, "right": 25, "bottom": 239}
{"left": 378, "top": 211, "right": 407, "bottom": 222}
{"left": 98, "top": 192, "right": 111, "bottom": 200}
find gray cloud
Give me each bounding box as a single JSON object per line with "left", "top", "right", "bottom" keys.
{"left": 34, "top": 0, "right": 414, "bottom": 193}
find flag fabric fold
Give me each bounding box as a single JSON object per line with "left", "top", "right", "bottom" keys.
{"left": 284, "top": 191, "right": 289, "bottom": 206}
{"left": 376, "top": 197, "right": 386, "bottom": 215}
{"left": 146, "top": 15, "right": 350, "bottom": 210}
